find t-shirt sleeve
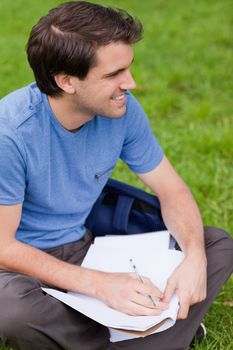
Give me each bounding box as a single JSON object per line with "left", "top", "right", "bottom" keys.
{"left": 120, "top": 93, "right": 164, "bottom": 173}
{"left": 0, "top": 124, "right": 26, "bottom": 204}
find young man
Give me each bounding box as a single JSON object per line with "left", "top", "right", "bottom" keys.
{"left": 0, "top": 2, "right": 232, "bottom": 349}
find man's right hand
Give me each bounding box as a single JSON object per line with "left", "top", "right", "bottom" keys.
{"left": 0, "top": 204, "right": 168, "bottom": 317}
{"left": 94, "top": 271, "right": 169, "bottom": 316}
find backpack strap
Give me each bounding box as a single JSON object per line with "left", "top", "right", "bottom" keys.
{"left": 112, "top": 195, "right": 134, "bottom": 234}
{"left": 107, "top": 178, "right": 161, "bottom": 210}
{"left": 85, "top": 192, "right": 106, "bottom": 231}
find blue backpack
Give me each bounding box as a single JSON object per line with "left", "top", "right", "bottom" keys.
{"left": 85, "top": 178, "right": 166, "bottom": 237}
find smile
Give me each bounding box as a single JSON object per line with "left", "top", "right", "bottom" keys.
{"left": 111, "top": 94, "right": 125, "bottom": 101}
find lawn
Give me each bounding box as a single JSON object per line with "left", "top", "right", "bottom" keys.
{"left": 0, "top": 0, "right": 232, "bottom": 349}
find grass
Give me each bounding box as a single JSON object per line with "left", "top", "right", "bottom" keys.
{"left": 0, "top": 0, "right": 232, "bottom": 349}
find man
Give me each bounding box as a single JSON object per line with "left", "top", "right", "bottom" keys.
{"left": 0, "top": 2, "right": 232, "bottom": 350}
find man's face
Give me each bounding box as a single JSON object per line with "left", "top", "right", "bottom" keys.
{"left": 70, "top": 41, "right": 136, "bottom": 120}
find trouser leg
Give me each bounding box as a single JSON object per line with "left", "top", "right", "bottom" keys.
{"left": 0, "top": 231, "right": 109, "bottom": 350}
{"left": 106, "top": 227, "right": 233, "bottom": 350}
{"left": 0, "top": 228, "right": 232, "bottom": 350}
{"left": 0, "top": 272, "right": 108, "bottom": 350}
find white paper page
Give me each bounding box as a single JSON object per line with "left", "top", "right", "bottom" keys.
{"left": 42, "top": 287, "right": 179, "bottom": 331}
{"left": 109, "top": 316, "right": 176, "bottom": 342}
{"left": 43, "top": 248, "right": 184, "bottom": 331}
{"left": 82, "top": 243, "right": 184, "bottom": 291}
{"left": 42, "top": 231, "right": 184, "bottom": 342}
{"left": 94, "top": 230, "right": 170, "bottom": 252}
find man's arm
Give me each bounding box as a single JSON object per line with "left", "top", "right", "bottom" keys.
{"left": 0, "top": 204, "right": 102, "bottom": 293}
{"left": 0, "top": 204, "right": 168, "bottom": 316}
{"left": 137, "top": 156, "right": 207, "bottom": 319}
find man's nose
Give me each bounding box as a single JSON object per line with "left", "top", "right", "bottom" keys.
{"left": 120, "top": 70, "right": 136, "bottom": 91}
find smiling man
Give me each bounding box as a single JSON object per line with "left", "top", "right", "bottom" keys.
{"left": 0, "top": 2, "right": 232, "bottom": 350}
{"left": 48, "top": 41, "right": 136, "bottom": 130}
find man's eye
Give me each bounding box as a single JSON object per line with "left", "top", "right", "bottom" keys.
{"left": 107, "top": 72, "right": 119, "bottom": 78}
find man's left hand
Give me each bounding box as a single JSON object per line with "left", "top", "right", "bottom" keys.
{"left": 162, "top": 254, "right": 207, "bottom": 319}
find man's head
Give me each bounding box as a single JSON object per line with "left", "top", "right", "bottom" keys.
{"left": 27, "top": 1, "right": 143, "bottom": 97}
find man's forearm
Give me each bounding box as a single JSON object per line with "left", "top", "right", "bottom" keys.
{"left": 0, "top": 239, "right": 102, "bottom": 296}
{"left": 137, "top": 158, "right": 208, "bottom": 313}
{"left": 137, "top": 156, "right": 206, "bottom": 258}
{"left": 160, "top": 185, "right": 206, "bottom": 259}
{"left": 0, "top": 238, "right": 170, "bottom": 316}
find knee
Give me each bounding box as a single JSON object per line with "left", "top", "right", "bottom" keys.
{"left": 0, "top": 274, "right": 42, "bottom": 338}
{"left": 204, "top": 226, "right": 233, "bottom": 271}
{"left": 204, "top": 226, "right": 233, "bottom": 248}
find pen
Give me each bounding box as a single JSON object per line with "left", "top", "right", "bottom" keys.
{"left": 129, "top": 258, "right": 158, "bottom": 307}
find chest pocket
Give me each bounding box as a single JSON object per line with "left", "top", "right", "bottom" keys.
{"left": 94, "top": 165, "right": 116, "bottom": 180}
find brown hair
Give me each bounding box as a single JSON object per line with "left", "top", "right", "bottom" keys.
{"left": 27, "top": 1, "right": 143, "bottom": 96}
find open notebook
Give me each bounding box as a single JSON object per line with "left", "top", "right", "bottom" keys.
{"left": 43, "top": 230, "right": 184, "bottom": 342}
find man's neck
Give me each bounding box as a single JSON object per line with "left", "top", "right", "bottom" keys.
{"left": 48, "top": 95, "right": 92, "bottom": 132}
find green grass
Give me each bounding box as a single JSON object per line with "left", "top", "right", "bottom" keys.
{"left": 0, "top": 0, "right": 232, "bottom": 349}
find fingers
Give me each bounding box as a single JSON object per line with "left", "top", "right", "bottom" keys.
{"left": 164, "top": 278, "right": 191, "bottom": 320}
{"left": 163, "top": 277, "right": 190, "bottom": 320}
{"left": 176, "top": 288, "right": 199, "bottom": 319}
{"left": 162, "top": 278, "right": 176, "bottom": 303}
{"left": 177, "top": 293, "right": 190, "bottom": 319}
{"left": 177, "top": 302, "right": 189, "bottom": 319}
{"left": 177, "top": 288, "right": 207, "bottom": 319}
{"left": 128, "top": 275, "right": 169, "bottom": 316}
{"left": 114, "top": 274, "right": 168, "bottom": 316}
{"left": 126, "top": 299, "right": 169, "bottom": 316}
{"left": 101, "top": 272, "right": 169, "bottom": 316}
{"left": 135, "top": 275, "right": 163, "bottom": 300}
{"left": 130, "top": 290, "right": 168, "bottom": 311}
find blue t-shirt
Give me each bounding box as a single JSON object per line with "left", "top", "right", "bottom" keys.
{"left": 0, "top": 83, "right": 163, "bottom": 249}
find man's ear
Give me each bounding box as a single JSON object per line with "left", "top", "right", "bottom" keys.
{"left": 53, "top": 74, "right": 77, "bottom": 94}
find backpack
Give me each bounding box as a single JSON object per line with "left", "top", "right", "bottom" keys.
{"left": 85, "top": 178, "right": 167, "bottom": 237}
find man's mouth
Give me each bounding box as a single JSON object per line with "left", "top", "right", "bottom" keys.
{"left": 111, "top": 94, "right": 125, "bottom": 101}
